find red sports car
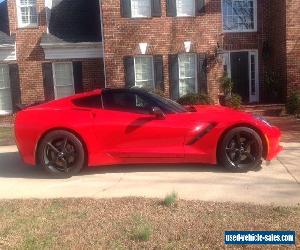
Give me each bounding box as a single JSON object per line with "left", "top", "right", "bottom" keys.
{"left": 15, "top": 88, "right": 282, "bottom": 177}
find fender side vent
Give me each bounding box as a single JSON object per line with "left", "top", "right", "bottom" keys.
{"left": 186, "top": 123, "right": 217, "bottom": 145}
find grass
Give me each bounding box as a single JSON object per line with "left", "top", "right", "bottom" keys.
{"left": 0, "top": 198, "right": 299, "bottom": 249}
{"left": 163, "top": 191, "right": 178, "bottom": 207}
{"left": 0, "top": 127, "right": 15, "bottom": 146}
{"left": 129, "top": 214, "right": 152, "bottom": 241}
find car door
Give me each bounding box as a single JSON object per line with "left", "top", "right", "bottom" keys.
{"left": 92, "top": 90, "right": 193, "bottom": 159}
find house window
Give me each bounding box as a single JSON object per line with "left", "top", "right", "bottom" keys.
{"left": 176, "top": 0, "right": 195, "bottom": 16}
{"left": 17, "top": 0, "right": 38, "bottom": 28}
{"left": 131, "top": 0, "right": 151, "bottom": 18}
{"left": 222, "top": 0, "right": 257, "bottom": 32}
{"left": 134, "top": 56, "right": 154, "bottom": 90}
{"left": 0, "top": 65, "right": 12, "bottom": 115}
{"left": 52, "top": 63, "right": 75, "bottom": 99}
{"left": 178, "top": 54, "right": 197, "bottom": 97}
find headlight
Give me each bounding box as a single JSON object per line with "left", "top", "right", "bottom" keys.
{"left": 254, "top": 115, "right": 272, "bottom": 127}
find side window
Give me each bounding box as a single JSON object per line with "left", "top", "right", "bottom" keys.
{"left": 131, "top": 0, "right": 151, "bottom": 18}
{"left": 73, "top": 95, "right": 102, "bottom": 109}
{"left": 176, "top": 0, "right": 195, "bottom": 17}
{"left": 178, "top": 53, "right": 197, "bottom": 97}
{"left": 52, "top": 63, "right": 75, "bottom": 99}
{"left": 222, "top": 0, "right": 257, "bottom": 32}
{"left": 0, "top": 64, "right": 13, "bottom": 115}
{"left": 17, "top": 0, "right": 38, "bottom": 28}
{"left": 102, "top": 92, "right": 154, "bottom": 114}
{"left": 121, "top": 0, "right": 162, "bottom": 18}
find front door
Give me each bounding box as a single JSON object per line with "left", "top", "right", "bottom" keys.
{"left": 230, "top": 52, "right": 249, "bottom": 103}
{"left": 223, "top": 51, "right": 259, "bottom": 103}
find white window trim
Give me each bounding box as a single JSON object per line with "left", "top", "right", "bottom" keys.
{"left": 52, "top": 62, "right": 75, "bottom": 99}
{"left": 16, "top": 0, "right": 39, "bottom": 28}
{"left": 176, "top": 0, "right": 195, "bottom": 17}
{"left": 134, "top": 55, "right": 155, "bottom": 90}
{"left": 0, "top": 64, "right": 13, "bottom": 115}
{"left": 222, "top": 0, "right": 257, "bottom": 33}
{"left": 178, "top": 53, "right": 198, "bottom": 97}
{"left": 130, "top": 0, "right": 151, "bottom": 18}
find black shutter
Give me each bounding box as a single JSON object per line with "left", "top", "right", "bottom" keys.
{"left": 169, "top": 54, "right": 179, "bottom": 100}
{"left": 8, "top": 64, "right": 21, "bottom": 112}
{"left": 151, "top": 0, "right": 162, "bottom": 17}
{"left": 124, "top": 56, "right": 135, "bottom": 88}
{"left": 166, "top": 0, "right": 176, "bottom": 17}
{"left": 153, "top": 55, "right": 164, "bottom": 91}
{"left": 195, "top": 0, "right": 205, "bottom": 15}
{"left": 42, "top": 63, "right": 55, "bottom": 101}
{"left": 73, "top": 62, "right": 83, "bottom": 94}
{"left": 197, "top": 53, "right": 208, "bottom": 94}
{"left": 121, "top": 0, "right": 131, "bottom": 18}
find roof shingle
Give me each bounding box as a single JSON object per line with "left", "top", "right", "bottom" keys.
{"left": 48, "top": 0, "right": 102, "bottom": 43}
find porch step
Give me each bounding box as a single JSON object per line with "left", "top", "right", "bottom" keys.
{"left": 241, "top": 104, "right": 286, "bottom": 117}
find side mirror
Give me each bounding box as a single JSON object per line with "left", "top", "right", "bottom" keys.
{"left": 151, "top": 107, "right": 165, "bottom": 120}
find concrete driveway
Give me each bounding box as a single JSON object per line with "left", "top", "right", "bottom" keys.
{"left": 0, "top": 143, "right": 299, "bottom": 206}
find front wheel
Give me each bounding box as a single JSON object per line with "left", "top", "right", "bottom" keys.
{"left": 38, "top": 130, "right": 85, "bottom": 178}
{"left": 218, "top": 127, "right": 263, "bottom": 172}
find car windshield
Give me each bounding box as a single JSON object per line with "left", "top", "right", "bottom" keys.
{"left": 146, "top": 92, "right": 188, "bottom": 114}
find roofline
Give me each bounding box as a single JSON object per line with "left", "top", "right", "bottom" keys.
{"left": 0, "top": 44, "right": 15, "bottom": 48}
{"left": 40, "top": 41, "right": 102, "bottom": 49}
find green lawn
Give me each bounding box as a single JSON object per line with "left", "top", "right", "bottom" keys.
{"left": 0, "top": 198, "right": 299, "bottom": 249}
{"left": 0, "top": 127, "right": 15, "bottom": 146}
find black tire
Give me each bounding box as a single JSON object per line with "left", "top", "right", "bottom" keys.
{"left": 218, "top": 127, "right": 263, "bottom": 172}
{"left": 38, "top": 130, "right": 85, "bottom": 178}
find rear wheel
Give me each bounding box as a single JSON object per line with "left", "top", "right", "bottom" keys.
{"left": 38, "top": 130, "right": 85, "bottom": 178}
{"left": 218, "top": 127, "right": 263, "bottom": 172}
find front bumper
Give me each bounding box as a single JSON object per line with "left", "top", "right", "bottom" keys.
{"left": 265, "top": 126, "right": 283, "bottom": 161}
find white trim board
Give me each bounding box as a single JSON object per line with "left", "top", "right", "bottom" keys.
{"left": 41, "top": 42, "right": 103, "bottom": 60}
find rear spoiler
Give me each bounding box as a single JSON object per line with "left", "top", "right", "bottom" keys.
{"left": 16, "top": 101, "right": 46, "bottom": 112}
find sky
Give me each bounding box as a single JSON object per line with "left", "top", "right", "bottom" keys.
{"left": 0, "top": 0, "right": 5, "bottom": 3}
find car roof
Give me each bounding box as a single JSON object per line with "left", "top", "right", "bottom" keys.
{"left": 102, "top": 88, "right": 149, "bottom": 95}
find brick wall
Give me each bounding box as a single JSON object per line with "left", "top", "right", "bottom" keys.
{"left": 268, "top": 0, "right": 287, "bottom": 102}
{"left": 8, "top": 0, "right": 47, "bottom": 104}
{"left": 101, "top": 0, "right": 273, "bottom": 103}
{"left": 82, "top": 59, "right": 106, "bottom": 91}
{"left": 286, "top": 0, "right": 300, "bottom": 96}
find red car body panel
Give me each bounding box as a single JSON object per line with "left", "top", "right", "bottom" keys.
{"left": 15, "top": 89, "right": 282, "bottom": 168}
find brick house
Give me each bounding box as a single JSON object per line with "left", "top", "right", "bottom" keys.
{"left": 0, "top": 0, "right": 300, "bottom": 124}
{"left": 101, "top": 0, "right": 300, "bottom": 104}
{"left": 0, "top": 0, "right": 105, "bottom": 123}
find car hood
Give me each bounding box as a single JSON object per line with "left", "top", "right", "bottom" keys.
{"left": 188, "top": 105, "right": 254, "bottom": 123}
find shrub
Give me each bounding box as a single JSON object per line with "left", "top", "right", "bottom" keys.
{"left": 130, "top": 215, "right": 152, "bottom": 241}
{"left": 219, "top": 73, "right": 234, "bottom": 97}
{"left": 225, "top": 94, "right": 242, "bottom": 109}
{"left": 163, "top": 191, "right": 178, "bottom": 207}
{"left": 264, "top": 71, "right": 283, "bottom": 103}
{"left": 286, "top": 93, "right": 300, "bottom": 115}
{"left": 177, "top": 93, "right": 213, "bottom": 106}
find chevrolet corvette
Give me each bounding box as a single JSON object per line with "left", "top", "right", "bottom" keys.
{"left": 15, "top": 88, "right": 282, "bottom": 177}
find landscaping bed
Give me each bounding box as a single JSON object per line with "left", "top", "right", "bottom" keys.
{"left": 0, "top": 198, "right": 299, "bottom": 249}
